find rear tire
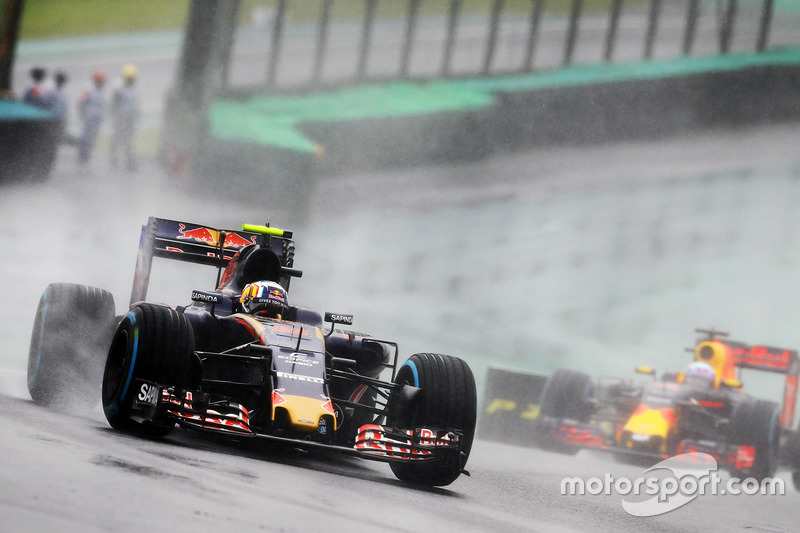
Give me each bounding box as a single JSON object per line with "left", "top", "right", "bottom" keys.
{"left": 102, "top": 303, "right": 195, "bottom": 436}
{"left": 27, "top": 283, "right": 116, "bottom": 408}
{"left": 387, "top": 353, "right": 477, "bottom": 487}
{"left": 728, "top": 399, "right": 781, "bottom": 481}
{"left": 534, "top": 368, "right": 594, "bottom": 455}
{"left": 787, "top": 430, "right": 800, "bottom": 491}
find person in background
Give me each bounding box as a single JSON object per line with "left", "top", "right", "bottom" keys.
{"left": 110, "top": 64, "right": 141, "bottom": 171}
{"left": 22, "top": 66, "right": 47, "bottom": 107}
{"left": 77, "top": 70, "right": 106, "bottom": 165}
{"left": 44, "top": 71, "right": 69, "bottom": 120}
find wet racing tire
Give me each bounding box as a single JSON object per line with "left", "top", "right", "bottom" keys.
{"left": 27, "top": 283, "right": 116, "bottom": 408}
{"left": 387, "top": 353, "right": 477, "bottom": 487}
{"left": 102, "top": 303, "right": 195, "bottom": 436}
{"left": 534, "top": 368, "right": 594, "bottom": 455}
{"left": 787, "top": 430, "right": 800, "bottom": 491}
{"left": 728, "top": 398, "right": 781, "bottom": 481}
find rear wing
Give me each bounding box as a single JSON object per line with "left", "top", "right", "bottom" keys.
{"left": 706, "top": 338, "right": 798, "bottom": 376}
{"left": 697, "top": 330, "right": 799, "bottom": 429}
{"left": 130, "top": 217, "right": 298, "bottom": 305}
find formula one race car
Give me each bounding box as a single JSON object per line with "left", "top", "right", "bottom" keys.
{"left": 27, "top": 217, "right": 477, "bottom": 487}
{"left": 529, "top": 330, "right": 800, "bottom": 485}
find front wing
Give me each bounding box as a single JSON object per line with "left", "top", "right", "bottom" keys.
{"left": 535, "top": 416, "right": 758, "bottom": 473}
{"left": 133, "top": 380, "right": 464, "bottom": 466}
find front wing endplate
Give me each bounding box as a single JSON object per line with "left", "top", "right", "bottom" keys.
{"left": 354, "top": 424, "right": 461, "bottom": 462}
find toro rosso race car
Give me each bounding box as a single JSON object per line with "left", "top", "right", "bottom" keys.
{"left": 531, "top": 329, "right": 800, "bottom": 485}
{"left": 27, "top": 217, "right": 477, "bottom": 487}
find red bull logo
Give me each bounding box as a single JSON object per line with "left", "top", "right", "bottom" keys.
{"left": 225, "top": 232, "right": 258, "bottom": 248}
{"left": 177, "top": 224, "right": 256, "bottom": 248}
{"left": 268, "top": 289, "right": 287, "bottom": 303}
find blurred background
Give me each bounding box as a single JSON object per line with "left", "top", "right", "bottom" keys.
{"left": 2, "top": 0, "right": 800, "bottom": 408}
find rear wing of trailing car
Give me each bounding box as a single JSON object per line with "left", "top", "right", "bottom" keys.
{"left": 730, "top": 343, "right": 798, "bottom": 376}
{"left": 695, "top": 329, "right": 799, "bottom": 429}
{"left": 130, "top": 216, "right": 299, "bottom": 305}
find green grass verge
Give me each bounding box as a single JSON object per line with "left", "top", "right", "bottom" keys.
{"left": 20, "top": 0, "right": 190, "bottom": 39}
{"left": 19, "top": 0, "right": 643, "bottom": 40}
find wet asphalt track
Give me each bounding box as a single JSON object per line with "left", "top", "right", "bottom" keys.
{"left": 0, "top": 387, "right": 584, "bottom": 533}
{"left": 2, "top": 123, "right": 800, "bottom": 531}
{"left": 0, "top": 380, "right": 796, "bottom": 533}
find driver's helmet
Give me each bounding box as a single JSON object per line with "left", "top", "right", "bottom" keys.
{"left": 683, "top": 361, "right": 716, "bottom": 389}
{"left": 240, "top": 280, "right": 288, "bottom": 319}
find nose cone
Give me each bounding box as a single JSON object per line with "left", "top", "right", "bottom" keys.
{"left": 274, "top": 393, "right": 337, "bottom": 432}
{"left": 621, "top": 406, "right": 675, "bottom": 451}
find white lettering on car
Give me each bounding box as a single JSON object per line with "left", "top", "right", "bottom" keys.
{"left": 276, "top": 371, "right": 325, "bottom": 384}
{"left": 137, "top": 383, "right": 159, "bottom": 405}
{"left": 191, "top": 291, "right": 221, "bottom": 303}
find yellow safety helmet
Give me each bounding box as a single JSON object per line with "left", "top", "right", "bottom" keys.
{"left": 122, "top": 64, "right": 138, "bottom": 80}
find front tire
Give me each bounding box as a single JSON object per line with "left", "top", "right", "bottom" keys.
{"left": 27, "top": 283, "right": 116, "bottom": 408}
{"left": 728, "top": 399, "right": 781, "bottom": 481}
{"left": 787, "top": 430, "right": 800, "bottom": 491}
{"left": 533, "top": 368, "right": 594, "bottom": 455}
{"left": 102, "top": 303, "right": 195, "bottom": 435}
{"left": 387, "top": 353, "right": 477, "bottom": 487}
